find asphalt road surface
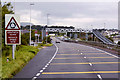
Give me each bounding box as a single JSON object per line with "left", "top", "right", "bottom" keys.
{"left": 14, "top": 37, "right": 120, "bottom": 80}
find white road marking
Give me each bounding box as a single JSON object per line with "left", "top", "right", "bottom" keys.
{"left": 80, "top": 44, "right": 119, "bottom": 59}
{"left": 32, "top": 41, "right": 59, "bottom": 79}
{"left": 45, "top": 65, "right": 48, "bottom": 68}
{"left": 36, "top": 73, "right": 40, "bottom": 76}
{"left": 81, "top": 53, "right": 83, "bottom": 54}
{"left": 32, "top": 77, "right": 37, "bottom": 80}
{"left": 97, "top": 74, "right": 102, "bottom": 80}
{"left": 42, "top": 67, "right": 46, "bottom": 70}
{"left": 84, "top": 57, "right": 87, "bottom": 58}
{"left": 40, "top": 70, "right": 43, "bottom": 73}
{"left": 89, "top": 63, "right": 92, "bottom": 66}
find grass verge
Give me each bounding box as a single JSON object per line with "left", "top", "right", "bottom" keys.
{"left": 2, "top": 45, "right": 39, "bottom": 79}
{"left": 2, "top": 43, "right": 53, "bottom": 79}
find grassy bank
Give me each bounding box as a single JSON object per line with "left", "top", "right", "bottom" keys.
{"left": 2, "top": 45, "right": 39, "bottom": 79}
{"left": 2, "top": 43, "right": 53, "bottom": 79}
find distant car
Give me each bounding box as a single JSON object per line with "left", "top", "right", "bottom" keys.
{"left": 56, "top": 41, "right": 60, "bottom": 43}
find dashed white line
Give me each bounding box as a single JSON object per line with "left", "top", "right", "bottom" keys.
{"left": 45, "top": 65, "right": 48, "bottom": 68}
{"left": 84, "top": 57, "right": 87, "bottom": 58}
{"left": 36, "top": 73, "right": 40, "bottom": 77}
{"left": 42, "top": 67, "right": 46, "bottom": 70}
{"left": 97, "top": 74, "right": 102, "bottom": 80}
{"left": 32, "top": 77, "right": 37, "bottom": 80}
{"left": 89, "top": 63, "right": 93, "bottom": 66}
{"left": 32, "top": 43, "right": 59, "bottom": 79}
{"left": 80, "top": 44, "right": 119, "bottom": 59}
{"left": 40, "top": 70, "right": 43, "bottom": 73}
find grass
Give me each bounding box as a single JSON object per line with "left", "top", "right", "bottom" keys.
{"left": 37, "top": 43, "right": 53, "bottom": 48}
{"left": 2, "top": 45, "right": 39, "bottom": 79}
{"left": 2, "top": 43, "right": 53, "bottom": 79}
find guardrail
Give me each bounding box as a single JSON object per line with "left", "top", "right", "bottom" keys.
{"left": 93, "top": 30, "right": 114, "bottom": 45}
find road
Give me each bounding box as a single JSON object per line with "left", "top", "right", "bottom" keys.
{"left": 14, "top": 37, "right": 120, "bottom": 80}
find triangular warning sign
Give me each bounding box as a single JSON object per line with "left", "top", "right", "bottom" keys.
{"left": 5, "top": 17, "right": 20, "bottom": 30}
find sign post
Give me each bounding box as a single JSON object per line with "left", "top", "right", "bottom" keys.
{"left": 5, "top": 14, "right": 21, "bottom": 59}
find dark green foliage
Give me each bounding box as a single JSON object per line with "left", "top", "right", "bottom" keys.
{"left": 88, "top": 36, "right": 92, "bottom": 41}
{"left": 118, "top": 41, "right": 120, "bottom": 45}
{"left": 2, "top": 2, "right": 14, "bottom": 44}
{"left": 105, "top": 36, "right": 114, "bottom": 42}
{"left": 47, "top": 36, "right": 51, "bottom": 43}
{"left": 2, "top": 44, "right": 12, "bottom": 57}
{"left": 42, "top": 37, "right": 46, "bottom": 44}
{"left": 21, "top": 33, "right": 29, "bottom": 45}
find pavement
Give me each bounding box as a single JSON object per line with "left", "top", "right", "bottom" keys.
{"left": 13, "top": 37, "right": 120, "bottom": 80}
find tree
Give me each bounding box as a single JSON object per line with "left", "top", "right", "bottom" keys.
{"left": 2, "top": 2, "right": 14, "bottom": 44}
{"left": 2, "top": 2, "right": 14, "bottom": 56}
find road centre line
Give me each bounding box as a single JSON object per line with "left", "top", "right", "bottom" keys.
{"left": 42, "top": 71, "right": 120, "bottom": 75}
{"left": 54, "top": 57, "right": 114, "bottom": 59}
{"left": 57, "top": 53, "right": 105, "bottom": 55}
{"left": 51, "top": 62, "right": 120, "bottom": 65}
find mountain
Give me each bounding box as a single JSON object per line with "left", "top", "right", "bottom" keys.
{"left": 20, "top": 22, "right": 34, "bottom": 27}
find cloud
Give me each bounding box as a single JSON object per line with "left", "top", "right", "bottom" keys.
{"left": 14, "top": 2, "right": 118, "bottom": 29}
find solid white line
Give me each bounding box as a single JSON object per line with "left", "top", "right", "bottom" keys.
{"left": 97, "top": 74, "right": 102, "bottom": 80}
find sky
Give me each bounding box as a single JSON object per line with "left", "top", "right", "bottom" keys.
{"left": 2, "top": 0, "right": 119, "bottom": 29}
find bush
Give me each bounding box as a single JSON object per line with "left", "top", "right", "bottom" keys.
{"left": 47, "top": 36, "right": 51, "bottom": 43}
{"left": 21, "top": 33, "right": 29, "bottom": 45}
{"left": 42, "top": 37, "right": 46, "bottom": 44}
{"left": 2, "top": 43, "right": 12, "bottom": 57}
{"left": 118, "top": 41, "right": 120, "bottom": 45}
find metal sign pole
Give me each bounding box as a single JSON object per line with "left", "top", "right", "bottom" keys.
{"left": 5, "top": 14, "right": 21, "bottom": 60}
{"left": 12, "top": 44, "right": 15, "bottom": 59}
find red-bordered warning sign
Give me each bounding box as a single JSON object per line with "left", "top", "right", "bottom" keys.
{"left": 5, "top": 17, "right": 20, "bottom": 30}
{"left": 5, "top": 14, "right": 21, "bottom": 45}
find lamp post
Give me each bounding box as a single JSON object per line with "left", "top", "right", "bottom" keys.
{"left": 104, "top": 23, "right": 106, "bottom": 29}
{"left": 30, "top": 3, "right": 34, "bottom": 46}
{"left": 47, "top": 14, "right": 50, "bottom": 25}
{"left": 46, "top": 14, "right": 50, "bottom": 43}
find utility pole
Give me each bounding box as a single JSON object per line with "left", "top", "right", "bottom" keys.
{"left": 29, "top": 3, "right": 34, "bottom": 45}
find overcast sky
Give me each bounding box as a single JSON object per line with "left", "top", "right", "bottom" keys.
{"left": 3, "top": 1, "right": 119, "bottom": 29}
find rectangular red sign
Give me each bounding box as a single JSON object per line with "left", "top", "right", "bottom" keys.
{"left": 6, "top": 31, "right": 20, "bottom": 44}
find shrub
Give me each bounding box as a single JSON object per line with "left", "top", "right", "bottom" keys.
{"left": 118, "top": 41, "right": 120, "bottom": 45}
{"left": 47, "top": 36, "right": 51, "bottom": 43}
{"left": 21, "top": 33, "right": 29, "bottom": 45}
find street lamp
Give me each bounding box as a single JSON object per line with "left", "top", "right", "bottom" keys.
{"left": 47, "top": 14, "right": 50, "bottom": 25}
{"left": 104, "top": 23, "right": 106, "bottom": 29}
{"left": 30, "top": 3, "right": 34, "bottom": 46}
